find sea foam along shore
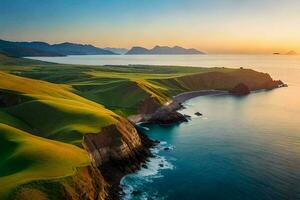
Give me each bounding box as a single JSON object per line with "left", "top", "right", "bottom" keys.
{"left": 121, "top": 91, "right": 227, "bottom": 200}
{"left": 120, "top": 140, "right": 175, "bottom": 200}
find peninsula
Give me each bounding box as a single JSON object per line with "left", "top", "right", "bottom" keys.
{"left": 0, "top": 53, "right": 284, "bottom": 200}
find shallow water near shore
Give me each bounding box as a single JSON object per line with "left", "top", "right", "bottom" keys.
{"left": 30, "top": 55, "right": 300, "bottom": 199}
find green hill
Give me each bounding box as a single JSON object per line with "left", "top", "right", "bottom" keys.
{"left": 0, "top": 71, "right": 118, "bottom": 145}
{"left": 0, "top": 53, "right": 279, "bottom": 199}
{"left": 0, "top": 124, "right": 90, "bottom": 200}
{"left": 0, "top": 68, "right": 119, "bottom": 199}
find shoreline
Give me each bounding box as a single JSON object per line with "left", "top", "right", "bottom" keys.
{"left": 120, "top": 90, "right": 227, "bottom": 199}
{"left": 170, "top": 90, "right": 228, "bottom": 109}
{"left": 102, "top": 132, "right": 155, "bottom": 200}
{"left": 128, "top": 90, "right": 228, "bottom": 124}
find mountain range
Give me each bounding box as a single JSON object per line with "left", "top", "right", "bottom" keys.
{"left": 126, "top": 45, "right": 205, "bottom": 55}
{"left": 0, "top": 39, "right": 116, "bottom": 57}
{"left": 0, "top": 39, "right": 205, "bottom": 57}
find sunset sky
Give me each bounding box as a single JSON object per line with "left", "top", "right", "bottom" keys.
{"left": 1, "top": 0, "right": 299, "bottom": 54}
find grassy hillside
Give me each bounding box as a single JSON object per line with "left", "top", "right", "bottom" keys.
{"left": 0, "top": 54, "right": 275, "bottom": 116}
{"left": 0, "top": 72, "right": 118, "bottom": 145}
{"left": 0, "top": 124, "right": 90, "bottom": 199}
{"left": 0, "top": 54, "right": 277, "bottom": 199}
{"left": 0, "top": 65, "right": 119, "bottom": 199}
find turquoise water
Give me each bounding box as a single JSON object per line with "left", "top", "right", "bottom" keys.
{"left": 30, "top": 55, "right": 300, "bottom": 200}
{"left": 119, "top": 56, "right": 300, "bottom": 200}
{"left": 122, "top": 88, "right": 300, "bottom": 200}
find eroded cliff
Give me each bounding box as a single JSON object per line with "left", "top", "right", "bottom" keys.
{"left": 83, "top": 118, "right": 153, "bottom": 199}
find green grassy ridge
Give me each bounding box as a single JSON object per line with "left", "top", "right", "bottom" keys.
{"left": 0, "top": 70, "right": 121, "bottom": 199}
{"left": 0, "top": 54, "right": 276, "bottom": 199}
{"left": 0, "top": 54, "right": 272, "bottom": 116}
{"left": 0, "top": 72, "right": 119, "bottom": 145}
{"left": 0, "top": 123, "right": 90, "bottom": 200}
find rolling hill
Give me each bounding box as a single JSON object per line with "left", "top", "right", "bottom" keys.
{"left": 0, "top": 53, "right": 281, "bottom": 199}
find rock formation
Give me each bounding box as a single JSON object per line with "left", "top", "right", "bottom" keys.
{"left": 229, "top": 83, "right": 251, "bottom": 95}
{"left": 82, "top": 118, "right": 153, "bottom": 199}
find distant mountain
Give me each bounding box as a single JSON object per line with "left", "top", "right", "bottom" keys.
{"left": 104, "top": 47, "right": 129, "bottom": 55}
{"left": 50, "top": 42, "right": 116, "bottom": 55}
{"left": 0, "top": 39, "right": 117, "bottom": 57}
{"left": 126, "top": 47, "right": 151, "bottom": 55}
{"left": 126, "top": 45, "right": 205, "bottom": 55}
{"left": 0, "top": 40, "right": 63, "bottom": 57}
{"left": 286, "top": 50, "right": 297, "bottom": 55}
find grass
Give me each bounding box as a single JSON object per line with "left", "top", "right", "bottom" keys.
{"left": 0, "top": 72, "right": 118, "bottom": 145}
{"left": 0, "top": 53, "right": 274, "bottom": 199}
{"left": 0, "top": 69, "right": 119, "bottom": 199}
{"left": 0, "top": 54, "right": 271, "bottom": 116}
{"left": 0, "top": 124, "right": 90, "bottom": 200}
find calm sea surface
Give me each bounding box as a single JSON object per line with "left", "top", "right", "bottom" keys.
{"left": 31, "top": 55, "right": 300, "bottom": 200}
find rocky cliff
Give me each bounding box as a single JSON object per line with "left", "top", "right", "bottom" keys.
{"left": 82, "top": 118, "right": 153, "bottom": 199}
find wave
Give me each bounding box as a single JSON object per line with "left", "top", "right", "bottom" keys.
{"left": 120, "top": 141, "right": 174, "bottom": 200}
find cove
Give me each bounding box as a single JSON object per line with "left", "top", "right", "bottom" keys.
{"left": 121, "top": 89, "right": 300, "bottom": 200}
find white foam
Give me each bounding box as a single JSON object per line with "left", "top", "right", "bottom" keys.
{"left": 137, "top": 155, "right": 174, "bottom": 177}
{"left": 120, "top": 141, "right": 174, "bottom": 200}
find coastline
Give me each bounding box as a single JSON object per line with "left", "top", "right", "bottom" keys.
{"left": 0, "top": 53, "right": 288, "bottom": 199}
{"left": 120, "top": 90, "right": 227, "bottom": 199}
{"left": 128, "top": 90, "right": 228, "bottom": 124}
{"left": 99, "top": 132, "right": 155, "bottom": 200}
{"left": 170, "top": 90, "right": 228, "bottom": 109}
{"left": 121, "top": 85, "right": 286, "bottom": 199}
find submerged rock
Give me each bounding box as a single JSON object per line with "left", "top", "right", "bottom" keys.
{"left": 142, "top": 164, "right": 148, "bottom": 169}
{"left": 195, "top": 112, "right": 202, "bottom": 116}
{"left": 163, "top": 147, "right": 170, "bottom": 151}
{"left": 229, "top": 83, "right": 250, "bottom": 96}
{"left": 153, "top": 140, "right": 160, "bottom": 145}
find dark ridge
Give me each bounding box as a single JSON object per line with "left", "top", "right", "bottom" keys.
{"left": 0, "top": 39, "right": 117, "bottom": 57}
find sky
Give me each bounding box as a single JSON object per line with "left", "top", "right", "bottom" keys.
{"left": 1, "top": 0, "right": 300, "bottom": 54}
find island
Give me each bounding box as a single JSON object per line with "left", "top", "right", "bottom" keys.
{"left": 126, "top": 45, "right": 205, "bottom": 55}
{"left": 0, "top": 53, "right": 284, "bottom": 200}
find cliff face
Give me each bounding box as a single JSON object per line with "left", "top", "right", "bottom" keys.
{"left": 83, "top": 118, "right": 143, "bottom": 167}
{"left": 83, "top": 118, "right": 152, "bottom": 199}
{"left": 141, "top": 69, "right": 285, "bottom": 125}
{"left": 138, "top": 97, "right": 161, "bottom": 115}
{"left": 174, "top": 69, "right": 277, "bottom": 91}
{"left": 8, "top": 117, "right": 152, "bottom": 200}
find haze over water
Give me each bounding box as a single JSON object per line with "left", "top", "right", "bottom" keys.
{"left": 32, "top": 55, "right": 300, "bottom": 200}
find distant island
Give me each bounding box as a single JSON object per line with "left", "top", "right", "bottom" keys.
{"left": 126, "top": 45, "right": 205, "bottom": 55}
{"left": 0, "top": 39, "right": 117, "bottom": 57}
{"left": 273, "top": 50, "right": 298, "bottom": 55}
